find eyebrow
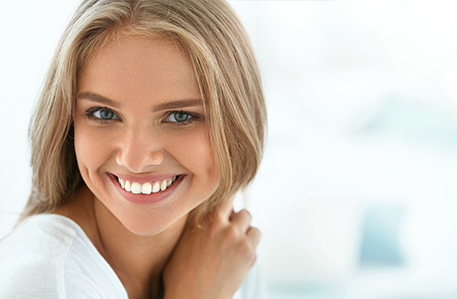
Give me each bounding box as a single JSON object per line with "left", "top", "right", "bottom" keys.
{"left": 152, "top": 99, "right": 204, "bottom": 112}
{"left": 77, "top": 92, "right": 120, "bottom": 108}
{"left": 77, "top": 92, "right": 204, "bottom": 111}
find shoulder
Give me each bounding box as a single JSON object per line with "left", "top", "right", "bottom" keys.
{"left": 0, "top": 214, "right": 127, "bottom": 299}
{"left": 0, "top": 214, "right": 80, "bottom": 271}
{"left": 233, "top": 261, "right": 268, "bottom": 299}
{"left": 0, "top": 214, "right": 78, "bottom": 298}
{"left": 0, "top": 214, "right": 80, "bottom": 262}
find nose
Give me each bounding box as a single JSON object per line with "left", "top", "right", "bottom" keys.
{"left": 115, "top": 128, "right": 165, "bottom": 173}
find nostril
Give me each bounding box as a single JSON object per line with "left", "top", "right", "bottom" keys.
{"left": 115, "top": 148, "right": 165, "bottom": 172}
{"left": 151, "top": 150, "right": 165, "bottom": 163}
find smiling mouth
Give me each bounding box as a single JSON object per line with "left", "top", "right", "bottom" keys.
{"left": 116, "top": 176, "right": 178, "bottom": 195}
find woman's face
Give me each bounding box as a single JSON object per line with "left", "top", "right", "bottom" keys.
{"left": 74, "top": 35, "right": 219, "bottom": 235}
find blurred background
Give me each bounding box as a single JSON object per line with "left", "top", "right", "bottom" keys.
{"left": 2, "top": 1, "right": 457, "bottom": 298}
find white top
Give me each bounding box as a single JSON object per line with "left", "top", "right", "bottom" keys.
{"left": 0, "top": 214, "right": 266, "bottom": 299}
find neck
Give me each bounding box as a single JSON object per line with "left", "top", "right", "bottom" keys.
{"left": 92, "top": 198, "right": 187, "bottom": 299}
{"left": 54, "top": 185, "right": 187, "bottom": 299}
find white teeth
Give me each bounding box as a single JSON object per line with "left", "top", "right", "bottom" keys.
{"left": 125, "top": 180, "right": 131, "bottom": 192}
{"left": 119, "top": 176, "right": 178, "bottom": 194}
{"left": 152, "top": 181, "right": 160, "bottom": 193}
{"left": 141, "top": 182, "right": 152, "bottom": 194}
{"left": 131, "top": 182, "right": 141, "bottom": 194}
{"left": 160, "top": 180, "right": 167, "bottom": 191}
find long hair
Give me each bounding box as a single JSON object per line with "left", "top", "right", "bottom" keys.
{"left": 20, "top": 0, "right": 266, "bottom": 225}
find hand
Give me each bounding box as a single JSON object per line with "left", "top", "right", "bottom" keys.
{"left": 162, "top": 194, "right": 260, "bottom": 299}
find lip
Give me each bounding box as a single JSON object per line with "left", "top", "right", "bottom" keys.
{"left": 108, "top": 173, "right": 184, "bottom": 204}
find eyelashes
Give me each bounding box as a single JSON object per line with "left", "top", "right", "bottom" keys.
{"left": 85, "top": 107, "right": 120, "bottom": 121}
{"left": 84, "top": 106, "right": 202, "bottom": 126}
{"left": 166, "top": 111, "right": 199, "bottom": 125}
{"left": 84, "top": 107, "right": 120, "bottom": 123}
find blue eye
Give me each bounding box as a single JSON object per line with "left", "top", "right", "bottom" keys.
{"left": 93, "top": 108, "right": 119, "bottom": 120}
{"left": 167, "top": 111, "right": 192, "bottom": 122}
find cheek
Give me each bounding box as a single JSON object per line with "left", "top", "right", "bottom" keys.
{"left": 73, "top": 116, "right": 113, "bottom": 178}
{"left": 167, "top": 128, "right": 219, "bottom": 182}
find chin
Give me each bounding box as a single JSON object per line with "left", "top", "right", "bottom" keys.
{"left": 126, "top": 223, "right": 171, "bottom": 237}
{"left": 115, "top": 207, "right": 189, "bottom": 237}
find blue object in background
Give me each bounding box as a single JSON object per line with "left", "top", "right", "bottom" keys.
{"left": 352, "top": 96, "right": 457, "bottom": 148}
{"left": 359, "top": 205, "right": 405, "bottom": 267}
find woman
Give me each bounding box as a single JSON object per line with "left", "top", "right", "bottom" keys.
{"left": 0, "top": 0, "right": 266, "bottom": 298}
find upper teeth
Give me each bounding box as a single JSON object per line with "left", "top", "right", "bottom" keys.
{"left": 118, "top": 176, "right": 177, "bottom": 194}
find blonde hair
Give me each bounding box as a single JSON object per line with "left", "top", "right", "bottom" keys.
{"left": 20, "top": 0, "right": 266, "bottom": 224}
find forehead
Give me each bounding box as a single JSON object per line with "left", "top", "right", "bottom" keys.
{"left": 77, "top": 35, "right": 201, "bottom": 105}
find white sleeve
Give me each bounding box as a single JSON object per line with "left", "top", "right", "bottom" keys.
{"left": 0, "top": 256, "right": 61, "bottom": 299}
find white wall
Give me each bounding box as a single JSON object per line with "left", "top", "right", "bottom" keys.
{"left": 0, "top": 0, "right": 81, "bottom": 234}
{"left": 2, "top": 1, "right": 457, "bottom": 298}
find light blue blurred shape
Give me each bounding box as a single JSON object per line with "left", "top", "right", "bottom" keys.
{"left": 268, "top": 284, "right": 334, "bottom": 299}
{"left": 351, "top": 96, "right": 457, "bottom": 147}
{"left": 359, "top": 205, "right": 405, "bottom": 266}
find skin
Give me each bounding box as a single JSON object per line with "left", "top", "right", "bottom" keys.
{"left": 54, "top": 35, "right": 260, "bottom": 299}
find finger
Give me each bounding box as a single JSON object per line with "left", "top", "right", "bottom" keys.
{"left": 230, "top": 209, "right": 252, "bottom": 232}
{"left": 246, "top": 226, "right": 261, "bottom": 248}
